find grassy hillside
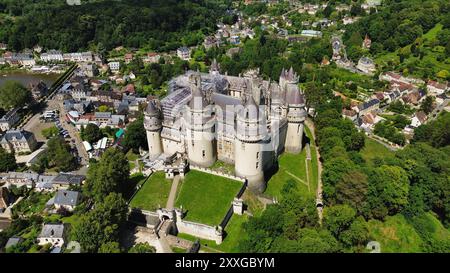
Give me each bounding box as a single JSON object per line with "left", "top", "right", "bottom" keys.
{"left": 375, "top": 23, "right": 450, "bottom": 80}
{"left": 368, "top": 212, "right": 450, "bottom": 253}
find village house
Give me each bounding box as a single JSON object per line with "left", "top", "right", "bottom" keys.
{"left": 51, "top": 173, "right": 85, "bottom": 190}
{"left": 411, "top": 111, "right": 428, "bottom": 128}
{"left": 342, "top": 109, "right": 358, "bottom": 122}
{"left": 203, "top": 36, "right": 219, "bottom": 50}
{"left": 63, "top": 52, "right": 93, "bottom": 63}
{"left": 80, "top": 63, "right": 98, "bottom": 77}
{"left": 301, "top": 30, "right": 323, "bottom": 38}
{"left": 177, "top": 47, "right": 191, "bottom": 61}
{"left": 357, "top": 112, "right": 384, "bottom": 132}
{"left": 108, "top": 61, "right": 120, "bottom": 73}
{"left": 229, "top": 35, "right": 241, "bottom": 45}
{"left": 356, "top": 56, "right": 376, "bottom": 75}
{"left": 342, "top": 16, "right": 360, "bottom": 25}
{"left": 53, "top": 190, "right": 80, "bottom": 212}
{"left": 0, "top": 172, "right": 39, "bottom": 188}
{"left": 143, "top": 52, "right": 161, "bottom": 64}
{"left": 70, "top": 82, "right": 91, "bottom": 101}
{"left": 427, "top": 80, "right": 448, "bottom": 96}
{"left": 0, "top": 108, "right": 20, "bottom": 132}
{"left": 40, "top": 50, "right": 64, "bottom": 62}
{"left": 37, "top": 224, "right": 66, "bottom": 247}
{"left": 29, "top": 81, "right": 49, "bottom": 99}
{"left": 0, "top": 130, "right": 38, "bottom": 154}
{"left": 401, "top": 90, "right": 426, "bottom": 106}
{"left": 124, "top": 53, "right": 133, "bottom": 64}
{"left": 353, "top": 98, "right": 380, "bottom": 116}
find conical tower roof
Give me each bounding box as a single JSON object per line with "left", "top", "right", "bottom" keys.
{"left": 188, "top": 84, "right": 208, "bottom": 110}
{"left": 238, "top": 95, "right": 261, "bottom": 120}
{"left": 145, "top": 100, "right": 159, "bottom": 116}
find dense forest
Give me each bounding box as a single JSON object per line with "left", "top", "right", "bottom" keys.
{"left": 240, "top": 93, "right": 450, "bottom": 253}
{"left": 0, "top": 0, "right": 232, "bottom": 52}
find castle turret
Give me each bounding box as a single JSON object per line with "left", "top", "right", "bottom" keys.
{"left": 184, "top": 74, "right": 216, "bottom": 167}
{"left": 209, "top": 59, "right": 220, "bottom": 75}
{"left": 235, "top": 95, "right": 267, "bottom": 193}
{"left": 284, "top": 87, "right": 307, "bottom": 154}
{"left": 144, "top": 100, "right": 163, "bottom": 158}
{"left": 279, "top": 67, "right": 299, "bottom": 91}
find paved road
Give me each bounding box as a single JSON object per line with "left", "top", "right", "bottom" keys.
{"left": 366, "top": 133, "right": 400, "bottom": 152}
{"left": 166, "top": 175, "right": 180, "bottom": 209}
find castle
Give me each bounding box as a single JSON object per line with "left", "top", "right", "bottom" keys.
{"left": 144, "top": 61, "right": 307, "bottom": 193}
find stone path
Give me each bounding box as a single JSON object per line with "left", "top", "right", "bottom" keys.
{"left": 166, "top": 175, "right": 180, "bottom": 209}
{"left": 305, "top": 119, "right": 323, "bottom": 223}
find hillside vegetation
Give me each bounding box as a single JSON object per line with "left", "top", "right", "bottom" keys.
{"left": 0, "top": 0, "right": 232, "bottom": 52}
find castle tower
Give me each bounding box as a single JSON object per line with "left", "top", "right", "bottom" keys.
{"left": 184, "top": 74, "right": 217, "bottom": 167}
{"left": 144, "top": 100, "right": 163, "bottom": 158}
{"left": 279, "top": 67, "right": 299, "bottom": 91}
{"left": 284, "top": 88, "right": 307, "bottom": 154}
{"left": 209, "top": 59, "right": 220, "bottom": 75}
{"left": 235, "top": 95, "right": 266, "bottom": 193}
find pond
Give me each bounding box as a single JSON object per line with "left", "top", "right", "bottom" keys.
{"left": 0, "top": 72, "right": 58, "bottom": 88}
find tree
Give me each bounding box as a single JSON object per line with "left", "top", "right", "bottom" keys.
{"left": 323, "top": 205, "right": 356, "bottom": 238}
{"left": 46, "top": 136, "right": 78, "bottom": 172}
{"left": 295, "top": 228, "right": 341, "bottom": 253}
{"left": 122, "top": 115, "right": 147, "bottom": 153}
{"left": 84, "top": 148, "right": 130, "bottom": 201}
{"left": 128, "top": 242, "right": 156, "bottom": 253}
{"left": 74, "top": 193, "right": 127, "bottom": 252}
{"left": 41, "top": 126, "right": 59, "bottom": 139}
{"left": 0, "top": 81, "right": 32, "bottom": 110}
{"left": 364, "top": 165, "right": 410, "bottom": 219}
{"left": 420, "top": 96, "right": 434, "bottom": 114}
{"left": 0, "top": 147, "right": 17, "bottom": 172}
{"left": 98, "top": 242, "right": 121, "bottom": 253}
{"left": 339, "top": 216, "right": 369, "bottom": 248}
{"left": 81, "top": 123, "right": 103, "bottom": 144}
{"left": 335, "top": 171, "right": 368, "bottom": 213}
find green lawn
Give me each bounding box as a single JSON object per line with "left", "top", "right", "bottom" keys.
{"left": 305, "top": 125, "right": 319, "bottom": 193}
{"left": 129, "top": 172, "right": 172, "bottom": 211}
{"left": 12, "top": 192, "right": 52, "bottom": 216}
{"left": 175, "top": 170, "right": 243, "bottom": 226}
{"left": 177, "top": 214, "right": 249, "bottom": 253}
{"left": 265, "top": 132, "right": 316, "bottom": 199}
{"left": 368, "top": 214, "right": 423, "bottom": 253}
{"left": 360, "top": 138, "right": 395, "bottom": 165}
{"left": 171, "top": 246, "right": 187, "bottom": 253}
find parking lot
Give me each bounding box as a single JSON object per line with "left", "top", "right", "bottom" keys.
{"left": 21, "top": 96, "right": 89, "bottom": 168}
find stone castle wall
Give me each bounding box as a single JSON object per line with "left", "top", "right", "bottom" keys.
{"left": 189, "top": 165, "right": 246, "bottom": 183}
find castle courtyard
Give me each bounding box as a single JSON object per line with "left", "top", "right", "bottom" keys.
{"left": 174, "top": 170, "right": 243, "bottom": 226}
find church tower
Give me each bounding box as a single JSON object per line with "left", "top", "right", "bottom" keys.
{"left": 144, "top": 100, "right": 163, "bottom": 158}
{"left": 235, "top": 95, "right": 267, "bottom": 193}
{"left": 184, "top": 73, "right": 217, "bottom": 167}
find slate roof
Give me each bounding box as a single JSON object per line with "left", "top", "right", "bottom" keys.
{"left": 38, "top": 224, "right": 65, "bottom": 238}
{"left": 52, "top": 173, "right": 85, "bottom": 186}
{"left": 0, "top": 130, "right": 34, "bottom": 143}
{"left": 5, "top": 236, "right": 22, "bottom": 249}
{"left": 54, "top": 190, "right": 79, "bottom": 207}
